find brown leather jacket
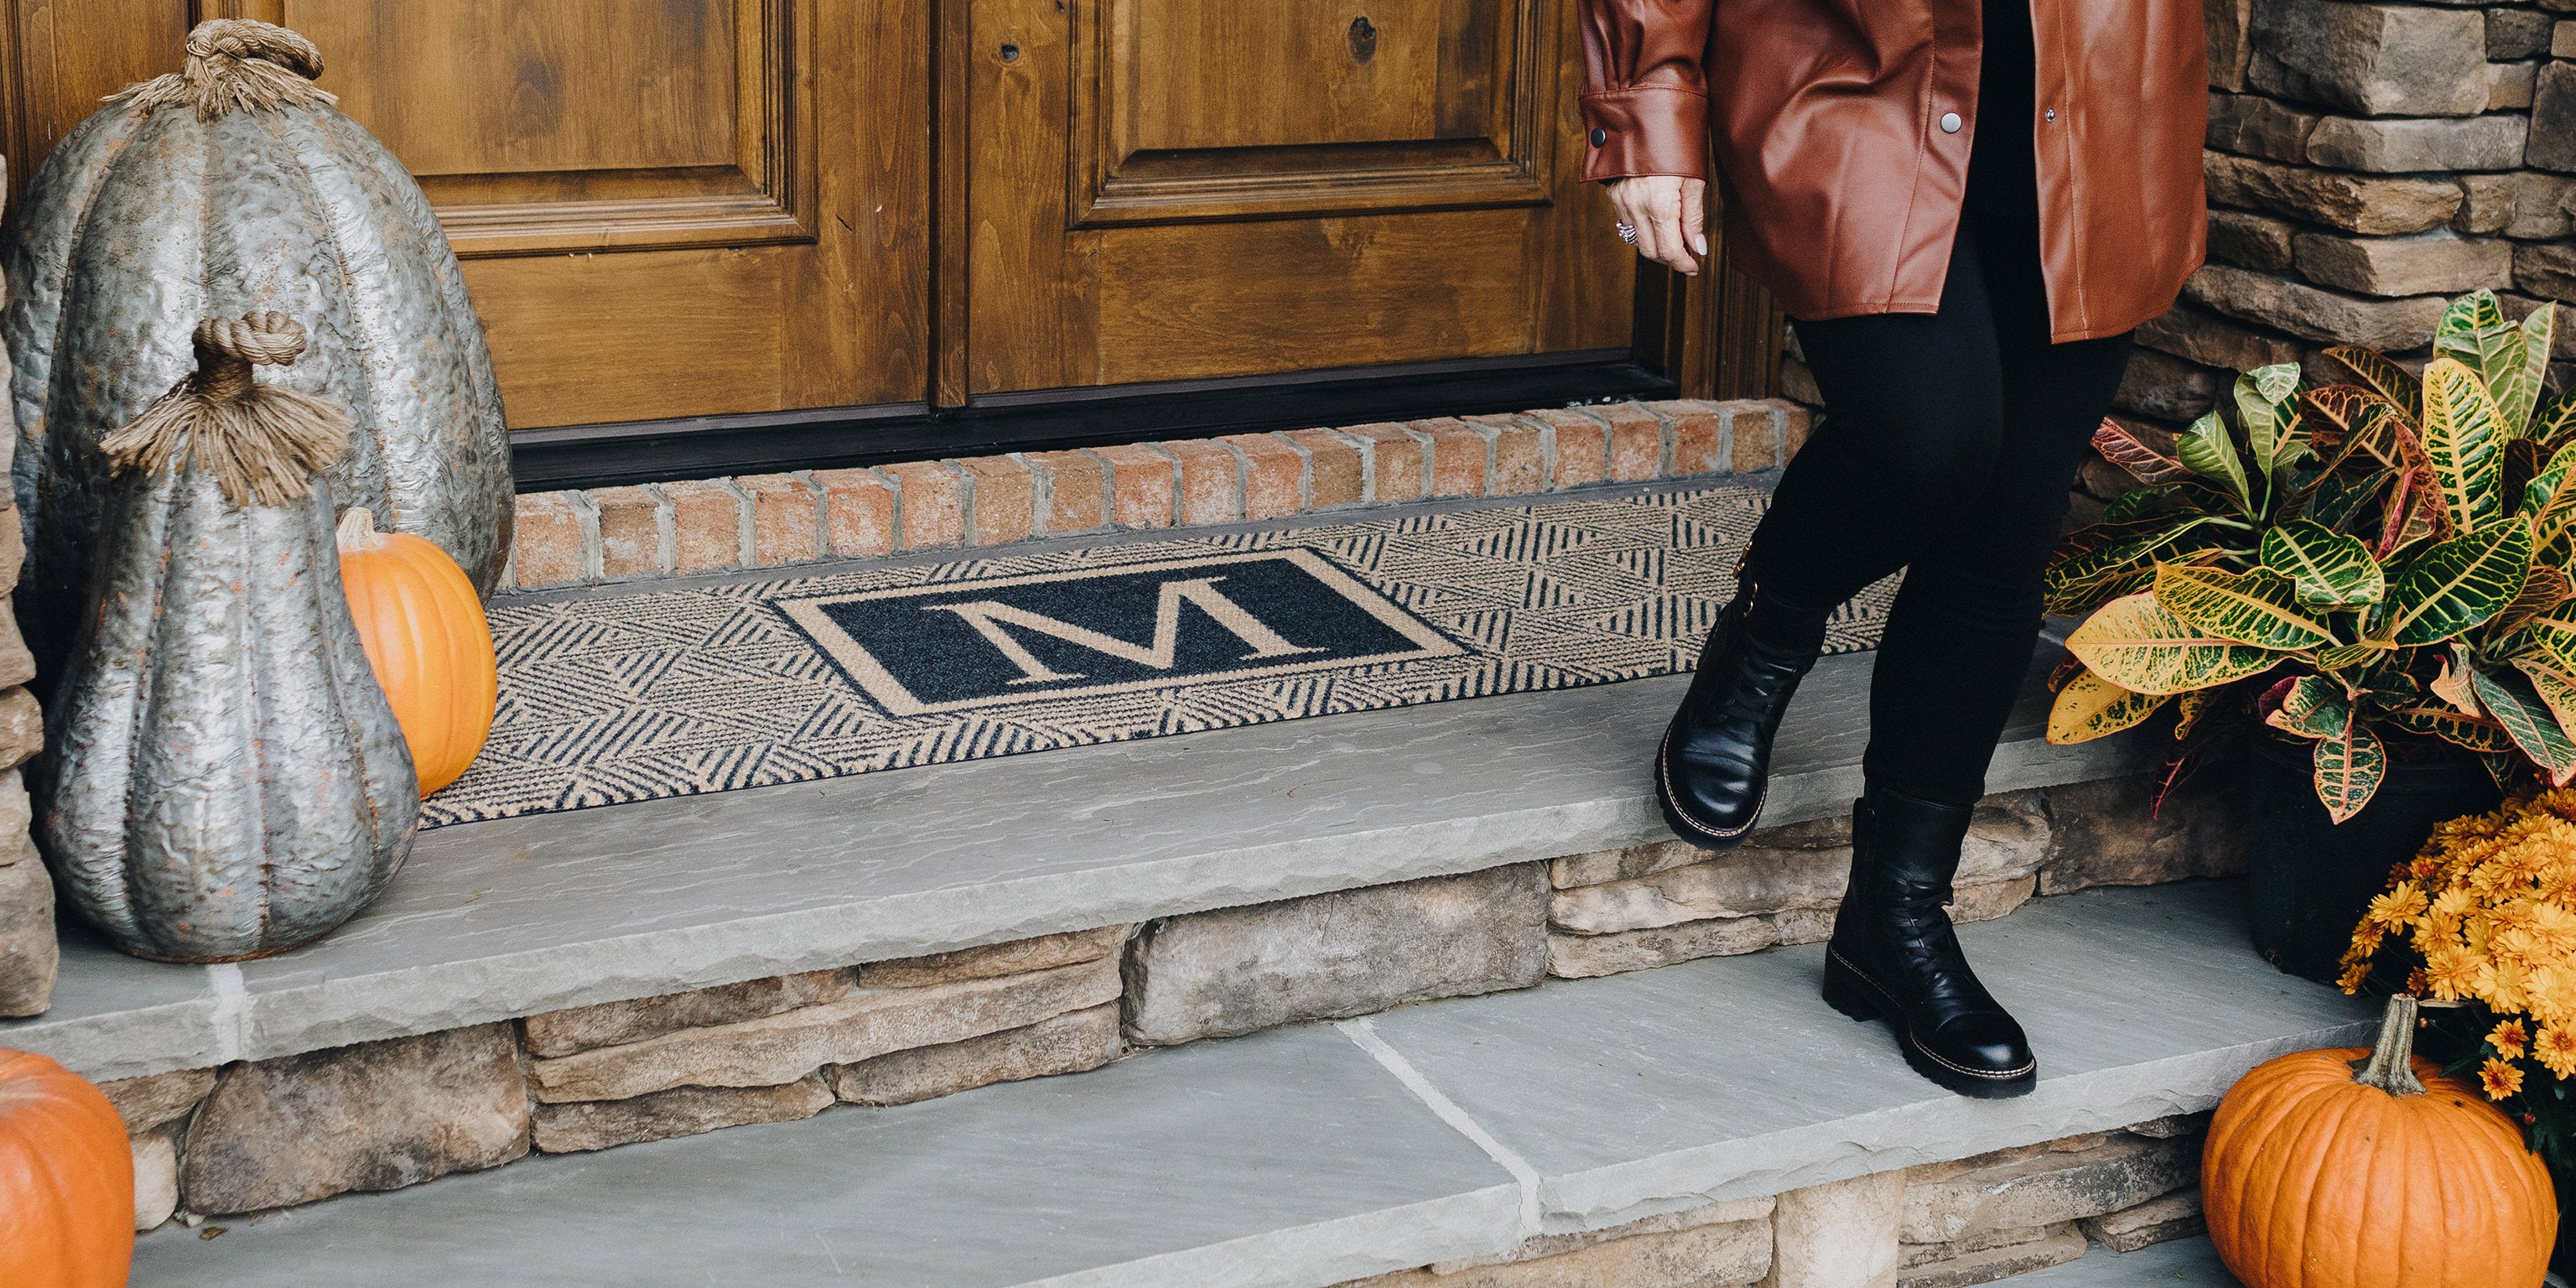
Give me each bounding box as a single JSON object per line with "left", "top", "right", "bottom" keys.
{"left": 1580, "top": 0, "right": 2206, "bottom": 342}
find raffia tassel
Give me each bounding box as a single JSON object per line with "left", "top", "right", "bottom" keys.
{"left": 100, "top": 312, "right": 351, "bottom": 509}
{"left": 110, "top": 19, "right": 335, "bottom": 122}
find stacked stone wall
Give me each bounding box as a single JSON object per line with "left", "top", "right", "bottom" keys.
{"left": 0, "top": 157, "right": 49, "bottom": 1019}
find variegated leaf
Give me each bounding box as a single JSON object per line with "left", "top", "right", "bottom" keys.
{"left": 2419, "top": 357, "right": 2507, "bottom": 532}
{"left": 2496, "top": 564, "right": 2573, "bottom": 636}
{"left": 2099, "top": 486, "right": 2175, "bottom": 524}
{"left": 2178, "top": 410, "right": 2252, "bottom": 515}
{"left": 2047, "top": 671, "right": 2172, "bottom": 745}
{"left": 2327, "top": 345, "right": 2423, "bottom": 419}
{"left": 2043, "top": 517, "right": 2225, "bottom": 615}
{"left": 2153, "top": 563, "right": 2334, "bottom": 650}
{"left": 2303, "top": 468, "right": 2388, "bottom": 534}
{"left": 2528, "top": 442, "right": 2576, "bottom": 570}
{"left": 2301, "top": 385, "right": 2398, "bottom": 465}
{"left": 2259, "top": 519, "right": 2383, "bottom": 605}
{"left": 2432, "top": 644, "right": 2484, "bottom": 715}
{"left": 2315, "top": 639, "right": 2394, "bottom": 672}
{"left": 2312, "top": 719, "right": 2386, "bottom": 823}
{"left": 2509, "top": 599, "right": 2576, "bottom": 673}
{"left": 2379, "top": 517, "right": 2532, "bottom": 645}
{"left": 2388, "top": 706, "right": 2516, "bottom": 753}
{"left": 2473, "top": 665, "right": 2576, "bottom": 784}
{"left": 2537, "top": 388, "right": 2576, "bottom": 452}
{"left": 2174, "top": 688, "right": 2215, "bottom": 740}
{"left": 2502, "top": 303, "right": 2555, "bottom": 436}
{"left": 2064, "top": 591, "right": 2285, "bottom": 695}
{"left": 2237, "top": 366, "right": 2303, "bottom": 475}
{"left": 2514, "top": 659, "right": 2576, "bottom": 751}
{"left": 2090, "top": 418, "right": 2191, "bottom": 486}
{"left": 2264, "top": 674, "right": 2349, "bottom": 738}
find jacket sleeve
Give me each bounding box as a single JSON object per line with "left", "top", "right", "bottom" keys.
{"left": 1577, "top": 0, "right": 1713, "bottom": 182}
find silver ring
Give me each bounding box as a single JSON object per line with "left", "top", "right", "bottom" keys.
{"left": 1615, "top": 222, "right": 1639, "bottom": 245}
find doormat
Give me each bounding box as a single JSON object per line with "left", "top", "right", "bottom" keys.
{"left": 425, "top": 486, "right": 1894, "bottom": 827}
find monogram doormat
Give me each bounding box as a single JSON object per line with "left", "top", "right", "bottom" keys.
{"left": 424, "top": 486, "right": 1895, "bottom": 827}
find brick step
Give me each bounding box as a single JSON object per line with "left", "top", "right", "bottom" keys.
{"left": 7, "top": 618, "right": 2156, "bottom": 1090}
{"left": 125, "top": 881, "right": 2360, "bottom": 1286}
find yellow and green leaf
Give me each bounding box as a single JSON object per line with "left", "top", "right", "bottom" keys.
{"left": 2044, "top": 517, "right": 2225, "bottom": 615}
{"left": 2153, "top": 563, "right": 2335, "bottom": 650}
{"left": 2090, "top": 418, "right": 2192, "bottom": 486}
{"left": 2507, "top": 598, "right": 2576, "bottom": 673}
{"left": 2473, "top": 665, "right": 2576, "bottom": 784}
{"left": 2515, "top": 659, "right": 2576, "bottom": 754}
{"left": 2312, "top": 719, "right": 2386, "bottom": 823}
{"left": 2264, "top": 674, "right": 2349, "bottom": 739}
{"left": 2237, "top": 364, "right": 2305, "bottom": 475}
{"left": 2420, "top": 357, "right": 2509, "bottom": 532}
{"left": 2178, "top": 410, "right": 2252, "bottom": 515}
{"left": 2064, "top": 591, "right": 2285, "bottom": 695}
{"left": 2537, "top": 389, "right": 2576, "bottom": 452}
{"left": 2377, "top": 517, "right": 2532, "bottom": 645}
{"left": 2495, "top": 564, "right": 2573, "bottom": 636}
{"left": 2326, "top": 345, "right": 2423, "bottom": 420}
{"left": 2315, "top": 638, "right": 2395, "bottom": 672}
{"left": 2259, "top": 519, "right": 2383, "bottom": 606}
{"left": 2388, "top": 705, "right": 2516, "bottom": 753}
{"left": 2046, "top": 670, "right": 2172, "bottom": 745}
{"left": 2502, "top": 303, "right": 2555, "bottom": 436}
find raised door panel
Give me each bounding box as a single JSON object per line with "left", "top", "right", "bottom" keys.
{"left": 2, "top": 0, "right": 927, "bottom": 431}
{"left": 959, "top": 0, "right": 1630, "bottom": 397}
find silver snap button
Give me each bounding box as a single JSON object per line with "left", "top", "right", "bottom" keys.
{"left": 1940, "top": 112, "right": 1962, "bottom": 133}
{"left": 2044, "top": 108, "right": 2058, "bottom": 122}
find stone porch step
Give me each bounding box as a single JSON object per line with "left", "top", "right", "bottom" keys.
{"left": 8, "top": 636, "right": 2152, "bottom": 1085}
{"left": 125, "top": 880, "right": 2363, "bottom": 1286}
{"left": 2019, "top": 1239, "right": 2240, "bottom": 1285}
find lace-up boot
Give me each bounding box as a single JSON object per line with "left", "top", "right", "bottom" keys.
{"left": 1821, "top": 786, "right": 2038, "bottom": 1098}
{"left": 1654, "top": 580, "right": 1821, "bottom": 849}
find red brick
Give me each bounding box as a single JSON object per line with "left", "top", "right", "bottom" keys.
{"left": 588, "top": 485, "right": 667, "bottom": 579}
{"left": 1781, "top": 401, "right": 1815, "bottom": 460}
{"left": 954, "top": 456, "right": 1035, "bottom": 546}
{"left": 1597, "top": 402, "right": 1665, "bottom": 481}
{"left": 660, "top": 480, "right": 746, "bottom": 574}
{"left": 736, "top": 473, "right": 823, "bottom": 567}
{"left": 812, "top": 468, "right": 896, "bottom": 559}
{"left": 1220, "top": 433, "right": 1304, "bottom": 521}
{"left": 1090, "top": 444, "right": 1176, "bottom": 528}
{"left": 1020, "top": 449, "right": 1106, "bottom": 534}
{"left": 1527, "top": 408, "right": 1609, "bottom": 488}
{"left": 1649, "top": 400, "right": 1727, "bottom": 476}
{"left": 1464, "top": 414, "right": 1545, "bottom": 496}
{"left": 1722, "top": 399, "right": 1784, "bottom": 472}
{"left": 1280, "top": 429, "right": 1363, "bottom": 508}
{"left": 1340, "top": 423, "right": 1426, "bottom": 502}
{"left": 1408, "top": 418, "right": 1489, "bottom": 498}
{"left": 1161, "top": 439, "right": 1241, "bottom": 526}
{"left": 880, "top": 460, "right": 965, "bottom": 551}
{"left": 512, "top": 491, "right": 586, "bottom": 589}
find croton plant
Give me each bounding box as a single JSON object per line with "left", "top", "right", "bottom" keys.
{"left": 2046, "top": 292, "right": 2576, "bottom": 821}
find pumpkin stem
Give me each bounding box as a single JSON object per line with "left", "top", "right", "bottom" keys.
{"left": 2350, "top": 993, "right": 2428, "bottom": 1096}
{"left": 109, "top": 19, "right": 335, "bottom": 122}
{"left": 336, "top": 506, "right": 389, "bottom": 553}
{"left": 99, "top": 313, "right": 351, "bottom": 510}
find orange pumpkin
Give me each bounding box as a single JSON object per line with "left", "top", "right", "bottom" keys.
{"left": 0, "top": 1048, "right": 133, "bottom": 1288}
{"left": 2203, "top": 995, "right": 2557, "bottom": 1288}
{"left": 337, "top": 506, "right": 499, "bottom": 795}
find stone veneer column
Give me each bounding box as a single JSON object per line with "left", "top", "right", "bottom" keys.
{"left": 0, "top": 155, "right": 55, "bottom": 1018}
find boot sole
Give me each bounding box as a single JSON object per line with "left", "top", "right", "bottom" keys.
{"left": 1653, "top": 727, "right": 1760, "bottom": 852}
{"left": 1821, "top": 952, "right": 2038, "bottom": 1100}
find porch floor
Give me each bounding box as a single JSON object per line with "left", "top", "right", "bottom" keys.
{"left": 127, "top": 880, "right": 2330, "bottom": 1286}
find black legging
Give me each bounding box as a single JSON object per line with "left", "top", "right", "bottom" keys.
{"left": 1742, "top": 210, "right": 2134, "bottom": 807}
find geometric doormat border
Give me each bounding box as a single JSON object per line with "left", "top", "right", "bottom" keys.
{"left": 426, "top": 486, "right": 1893, "bottom": 828}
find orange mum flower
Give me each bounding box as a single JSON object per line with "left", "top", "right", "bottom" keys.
{"left": 2537, "top": 1024, "right": 2576, "bottom": 1079}
{"left": 2482, "top": 1057, "right": 2527, "bottom": 1099}
{"left": 2493, "top": 1018, "right": 2531, "bottom": 1060}
{"left": 2369, "top": 881, "right": 2430, "bottom": 930}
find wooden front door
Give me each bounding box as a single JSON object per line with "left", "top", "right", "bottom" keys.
{"left": 2, "top": 1, "right": 1651, "bottom": 439}
{"left": 2, "top": 0, "right": 928, "bottom": 433}
{"left": 946, "top": 0, "right": 1633, "bottom": 402}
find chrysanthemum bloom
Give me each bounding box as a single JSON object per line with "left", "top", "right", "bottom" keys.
{"left": 2370, "top": 881, "right": 2430, "bottom": 929}
{"left": 2425, "top": 943, "right": 2483, "bottom": 1000}
{"left": 2492, "top": 1018, "right": 2531, "bottom": 1060}
{"left": 2537, "top": 1023, "right": 2576, "bottom": 1079}
{"left": 2482, "top": 1057, "right": 2527, "bottom": 1099}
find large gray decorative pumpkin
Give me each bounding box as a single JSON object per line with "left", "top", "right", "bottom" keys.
{"left": 4, "top": 18, "right": 512, "bottom": 692}
{"left": 41, "top": 313, "right": 417, "bottom": 963}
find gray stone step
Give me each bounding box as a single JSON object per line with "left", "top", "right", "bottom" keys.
{"left": 127, "top": 880, "right": 2368, "bottom": 1288}
{"left": 7, "top": 637, "right": 2151, "bottom": 1085}
{"left": 2018, "top": 1238, "right": 2241, "bottom": 1285}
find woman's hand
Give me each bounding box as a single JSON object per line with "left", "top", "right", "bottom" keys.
{"left": 1606, "top": 176, "right": 1710, "bottom": 277}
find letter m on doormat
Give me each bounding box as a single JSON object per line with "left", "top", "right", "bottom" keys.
{"left": 777, "top": 550, "right": 1462, "bottom": 716}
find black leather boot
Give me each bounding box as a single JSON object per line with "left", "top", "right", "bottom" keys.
{"left": 1822, "top": 787, "right": 2038, "bottom": 1098}
{"left": 1654, "top": 581, "right": 1821, "bottom": 849}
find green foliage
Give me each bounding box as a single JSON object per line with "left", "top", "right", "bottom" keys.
{"left": 2049, "top": 291, "right": 2576, "bottom": 817}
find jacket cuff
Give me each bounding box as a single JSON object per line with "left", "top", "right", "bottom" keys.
{"left": 1579, "top": 86, "right": 1711, "bottom": 182}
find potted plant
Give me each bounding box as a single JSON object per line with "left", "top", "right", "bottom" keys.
{"left": 2338, "top": 790, "right": 2576, "bottom": 1274}
{"left": 2046, "top": 291, "right": 2576, "bottom": 979}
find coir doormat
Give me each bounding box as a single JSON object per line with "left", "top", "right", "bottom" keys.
{"left": 425, "top": 486, "right": 1893, "bottom": 827}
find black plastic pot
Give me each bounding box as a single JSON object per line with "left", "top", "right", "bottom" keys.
{"left": 2246, "top": 734, "right": 2501, "bottom": 983}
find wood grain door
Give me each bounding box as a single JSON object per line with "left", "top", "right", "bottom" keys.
{"left": 943, "top": 0, "right": 1634, "bottom": 402}
{"left": 0, "top": 0, "right": 929, "bottom": 432}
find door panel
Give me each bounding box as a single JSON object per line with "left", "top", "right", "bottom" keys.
{"left": 958, "top": 0, "right": 1631, "bottom": 401}
{"left": 1, "top": 0, "right": 927, "bottom": 432}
